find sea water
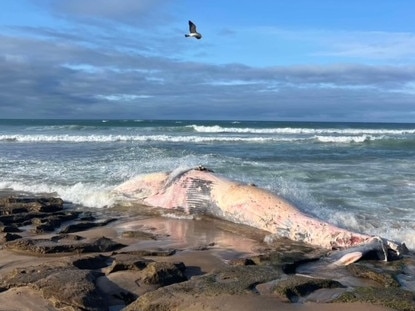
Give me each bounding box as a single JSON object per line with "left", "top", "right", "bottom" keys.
{"left": 1, "top": 119, "right": 414, "bottom": 248}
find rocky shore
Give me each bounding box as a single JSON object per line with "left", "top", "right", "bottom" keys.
{"left": 0, "top": 194, "right": 414, "bottom": 311}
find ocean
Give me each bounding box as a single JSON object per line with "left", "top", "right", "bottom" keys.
{"left": 1, "top": 119, "right": 414, "bottom": 248}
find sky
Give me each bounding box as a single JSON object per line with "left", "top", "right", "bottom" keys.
{"left": 1, "top": 0, "right": 414, "bottom": 122}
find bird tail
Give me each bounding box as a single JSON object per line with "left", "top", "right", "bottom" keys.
{"left": 185, "top": 34, "right": 190, "bottom": 37}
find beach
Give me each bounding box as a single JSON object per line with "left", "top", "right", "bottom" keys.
{"left": 0, "top": 193, "right": 414, "bottom": 311}
{"left": 1, "top": 119, "right": 415, "bottom": 310}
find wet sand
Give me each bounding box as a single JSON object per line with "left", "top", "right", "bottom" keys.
{"left": 0, "top": 197, "right": 410, "bottom": 310}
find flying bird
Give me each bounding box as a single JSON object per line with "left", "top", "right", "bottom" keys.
{"left": 185, "top": 20, "right": 202, "bottom": 39}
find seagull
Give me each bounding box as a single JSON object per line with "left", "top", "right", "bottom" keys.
{"left": 185, "top": 20, "right": 202, "bottom": 39}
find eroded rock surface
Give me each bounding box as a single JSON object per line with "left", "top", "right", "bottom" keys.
{"left": 1, "top": 194, "right": 415, "bottom": 311}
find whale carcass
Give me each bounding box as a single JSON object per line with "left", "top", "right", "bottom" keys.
{"left": 113, "top": 166, "right": 407, "bottom": 263}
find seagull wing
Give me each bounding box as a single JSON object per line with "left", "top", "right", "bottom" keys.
{"left": 188, "top": 20, "right": 197, "bottom": 33}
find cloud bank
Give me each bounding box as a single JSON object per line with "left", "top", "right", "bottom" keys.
{"left": 1, "top": 1, "right": 414, "bottom": 122}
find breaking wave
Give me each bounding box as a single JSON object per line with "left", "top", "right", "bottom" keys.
{"left": 0, "top": 133, "right": 407, "bottom": 144}
{"left": 190, "top": 124, "right": 415, "bottom": 135}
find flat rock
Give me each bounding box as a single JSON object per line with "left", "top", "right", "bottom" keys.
{"left": 124, "top": 265, "right": 282, "bottom": 311}
{"left": 105, "top": 253, "right": 150, "bottom": 274}
{"left": 0, "top": 196, "right": 64, "bottom": 213}
{"left": 4, "top": 236, "right": 125, "bottom": 255}
{"left": 0, "top": 195, "right": 80, "bottom": 234}
{"left": 60, "top": 218, "right": 117, "bottom": 234}
{"left": 33, "top": 268, "right": 106, "bottom": 311}
{"left": 141, "top": 261, "right": 187, "bottom": 286}
{"left": 271, "top": 275, "right": 345, "bottom": 303}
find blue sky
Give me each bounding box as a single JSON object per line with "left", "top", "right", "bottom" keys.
{"left": 1, "top": 0, "right": 414, "bottom": 122}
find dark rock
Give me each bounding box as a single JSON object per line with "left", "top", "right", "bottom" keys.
{"left": 0, "top": 232, "right": 22, "bottom": 243}
{"left": 31, "top": 214, "right": 73, "bottom": 233}
{"left": 0, "top": 224, "right": 21, "bottom": 233}
{"left": 4, "top": 236, "right": 125, "bottom": 255}
{"left": 0, "top": 261, "right": 134, "bottom": 311}
{"left": 335, "top": 287, "right": 415, "bottom": 311}
{"left": 347, "top": 263, "right": 401, "bottom": 287}
{"left": 105, "top": 253, "right": 150, "bottom": 274}
{"left": 33, "top": 223, "right": 57, "bottom": 233}
{"left": 0, "top": 263, "right": 71, "bottom": 291}
{"left": 60, "top": 221, "right": 101, "bottom": 233}
{"left": 228, "top": 258, "right": 256, "bottom": 266}
{"left": 272, "top": 275, "right": 345, "bottom": 303}
{"left": 191, "top": 242, "right": 216, "bottom": 250}
{"left": 51, "top": 234, "right": 84, "bottom": 242}
{"left": 116, "top": 248, "right": 176, "bottom": 257}
{"left": 125, "top": 265, "right": 282, "bottom": 311}
{"left": 79, "top": 211, "right": 96, "bottom": 221}
{"left": 0, "top": 195, "right": 81, "bottom": 233}
{"left": 33, "top": 268, "right": 107, "bottom": 311}
{"left": 0, "top": 196, "right": 64, "bottom": 213}
{"left": 251, "top": 246, "right": 325, "bottom": 274}
{"left": 87, "top": 236, "right": 125, "bottom": 253}
{"left": 72, "top": 254, "right": 111, "bottom": 270}
{"left": 60, "top": 218, "right": 117, "bottom": 233}
{"left": 0, "top": 213, "right": 36, "bottom": 227}
{"left": 112, "top": 291, "right": 138, "bottom": 306}
{"left": 121, "top": 230, "right": 157, "bottom": 240}
{"left": 142, "top": 262, "right": 187, "bottom": 286}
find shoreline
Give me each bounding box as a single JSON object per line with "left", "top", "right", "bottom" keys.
{"left": 0, "top": 193, "right": 414, "bottom": 310}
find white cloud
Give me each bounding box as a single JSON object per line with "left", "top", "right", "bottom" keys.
{"left": 253, "top": 27, "right": 415, "bottom": 63}
{"left": 39, "top": 0, "right": 172, "bottom": 26}
{"left": 314, "top": 31, "right": 415, "bottom": 61}
{"left": 96, "top": 94, "right": 153, "bottom": 101}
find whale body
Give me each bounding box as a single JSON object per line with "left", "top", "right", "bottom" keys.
{"left": 113, "top": 166, "right": 407, "bottom": 263}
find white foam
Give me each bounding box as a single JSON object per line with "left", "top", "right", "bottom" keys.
{"left": 0, "top": 128, "right": 408, "bottom": 145}
{"left": 314, "top": 135, "right": 374, "bottom": 143}
{"left": 0, "top": 134, "right": 281, "bottom": 143}
{"left": 0, "top": 181, "right": 115, "bottom": 208}
{"left": 190, "top": 125, "right": 415, "bottom": 135}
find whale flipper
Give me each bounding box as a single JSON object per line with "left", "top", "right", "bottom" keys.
{"left": 331, "top": 251, "right": 363, "bottom": 266}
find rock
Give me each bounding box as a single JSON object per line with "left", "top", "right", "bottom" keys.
{"left": 105, "top": 253, "right": 150, "bottom": 274}
{"left": 346, "top": 263, "right": 400, "bottom": 287}
{"left": 50, "top": 234, "right": 84, "bottom": 242}
{"left": 0, "top": 232, "right": 22, "bottom": 243}
{"left": 0, "top": 258, "right": 139, "bottom": 311}
{"left": 4, "top": 236, "right": 125, "bottom": 255}
{"left": 0, "top": 263, "right": 71, "bottom": 291}
{"left": 125, "top": 265, "right": 282, "bottom": 311}
{"left": 31, "top": 213, "right": 79, "bottom": 233}
{"left": 0, "top": 224, "right": 21, "bottom": 233}
{"left": 0, "top": 197, "right": 64, "bottom": 213}
{"left": 249, "top": 241, "right": 326, "bottom": 273}
{"left": 228, "top": 258, "right": 256, "bottom": 266}
{"left": 271, "top": 275, "right": 345, "bottom": 302}
{"left": 0, "top": 195, "right": 81, "bottom": 232}
{"left": 2, "top": 193, "right": 415, "bottom": 311}
{"left": 142, "top": 262, "right": 187, "bottom": 286}
{"left": 33, "top": 268, "right": 107, "bottom": 311}
{"left": 121, "top": 230, "right": 157, "bottom": 240}
{"left": 72, "top": 254, "right": 111, "bottom": 270}
{"left": 191, "top": 242, "right": 216, "bottom": 250}
{"left": 335, "top": 287, "right": 415, "bottom": 311}
{"left": 60, "top": 218, "right": 117, "bottom": 233}
{"left": 115, "top": 248, "right": 176, "bottom": 257}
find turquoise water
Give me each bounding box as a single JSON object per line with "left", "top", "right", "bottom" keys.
{"left": 1, "top": 119, "right": 414, "bottom": 247}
